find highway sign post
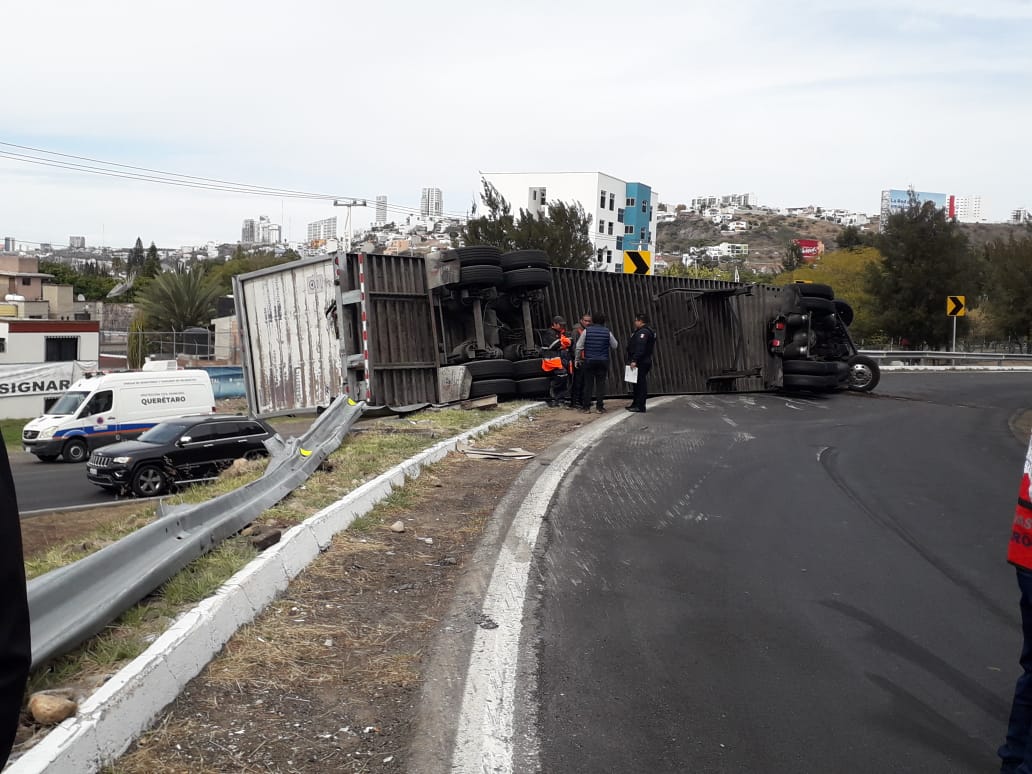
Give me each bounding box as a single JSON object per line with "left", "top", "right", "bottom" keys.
{"left": 947, "top": 295, "right": 966, "bottom": 352}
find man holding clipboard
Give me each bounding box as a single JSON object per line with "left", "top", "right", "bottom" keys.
{"left": 625, "top": 312, "right": 656, "bottom": 413}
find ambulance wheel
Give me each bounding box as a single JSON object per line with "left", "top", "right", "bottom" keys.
{"left": 132, "top": 465, "right": 169, "bottom": 497}
{"left": 36, "top": 454, "right": 59, "bottom": 462}
{"left": 62, "top": 438, "right": 88, "bottom": 463}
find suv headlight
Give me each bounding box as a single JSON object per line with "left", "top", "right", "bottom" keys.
{"left": 38, "top": 428, "right": 55, "bottom": 439}
{"left": 112, "top": 456, "right": 131, "bottom": 464}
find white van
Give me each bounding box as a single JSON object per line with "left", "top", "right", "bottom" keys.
{"left": 21, "top": 369, "right": 216, "bottom": 462}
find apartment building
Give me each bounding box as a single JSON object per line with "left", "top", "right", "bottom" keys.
{"left": 480, "top": 172, "right": 658, "bottom": 273}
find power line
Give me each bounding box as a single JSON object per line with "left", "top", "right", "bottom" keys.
{"left": 0, "top": 140, "right": 472, "bottom": 220}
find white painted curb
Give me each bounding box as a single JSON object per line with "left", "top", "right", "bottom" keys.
{"left": 7, "top": 403, "right": 542, "bottom": 774}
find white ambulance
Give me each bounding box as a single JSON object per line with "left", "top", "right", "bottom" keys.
{"left": 21, "top": 367, "right": 216, "bottom": 462}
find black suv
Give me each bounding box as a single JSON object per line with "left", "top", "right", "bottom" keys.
{"left": 86, "top": 414, "right": 275, "bottom": 497}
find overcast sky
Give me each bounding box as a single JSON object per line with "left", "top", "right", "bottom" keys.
{"left": 1, "top": 0, "right": 1029, "bottom": 248}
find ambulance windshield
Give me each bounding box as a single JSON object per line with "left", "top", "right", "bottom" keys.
{"left": 48, "top": 391, "right": 89, "bottom": 416}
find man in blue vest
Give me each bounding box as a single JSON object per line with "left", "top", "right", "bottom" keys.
{"left": 575, "top": 312, "right": 618, "bottom": 414}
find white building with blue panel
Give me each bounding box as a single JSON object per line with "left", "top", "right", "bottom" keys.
{"left": 479, "top": 172, "right": 659, "bottom": 272}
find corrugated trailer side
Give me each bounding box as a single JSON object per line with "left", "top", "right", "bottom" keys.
{"left": 539, "top": 269, "right": 785, "bottom": 395}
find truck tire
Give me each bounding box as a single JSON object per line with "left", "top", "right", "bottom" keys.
{"left": 516, "top": 376, "right": 551, "bottom": 397}
{"left": 800, "top": 297, "right": 835, "bottom": 316}
{"left": 62, "top": 438, "right": 88, "bottom": 463}
{"left": 500, "top": 250, "right": 550, "bottom": 271}
{"left": 459, "top": 265, "right": 503, "bottom": 288}
{"left": 513, "top": 358, "right": 546, "bottom": 379}
{"left": 464, "top": 359, "right": 515, "bottom": 380}
{"left": 469, "top": 378, "right": 517, "bottom": 398}
{"left": 502, "top": 267, "right": 551, "bottom": 291}
{"left": 782, "top": 360, "right": 838, "bottom": 376}
{"left": 781, "top": 373, "right": 838, "bottom": 391}
{"left": 455, "top": 246, "right": 502, "bottom": 267}
{"left": 795, "top": 283, "right": 834, "bottom": 300}
{"left": 834, "top": 300, "right": 854, "bottom": 326}
{"left": 846, "top": 355, "right": 880, "bottom": 392}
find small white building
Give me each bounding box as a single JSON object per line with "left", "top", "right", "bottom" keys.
{"left": 479, "top": 171, "right": 659, "bottom": 273}
{"left": 0, "top": 319, "right": 100, "bottom": 418}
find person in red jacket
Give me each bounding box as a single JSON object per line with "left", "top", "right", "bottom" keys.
{"left": 0, "top": 443, "right": 29, "bottom": 766}
{"left": 1000, "top": 432, "right": 1032, "bottom": 773}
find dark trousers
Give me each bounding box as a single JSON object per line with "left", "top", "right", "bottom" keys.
{"left": 0, "top": 443, "right": 29, "bottom": 767}
{"left": 571, "top": 365, "right": 586, "bottom": 408}
{"left": 1001, "top": 567, "right": 1032, "bottom": 773}
{"left": 630, "top": 362, "right": 652, "bottom": 410}
{"left": 584, "top": 360, "right": 609, "bottom": 410}
{"left": 548, "top": 370, "right": 570, "bottom": 405}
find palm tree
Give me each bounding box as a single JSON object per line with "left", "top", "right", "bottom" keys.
{"left": 136, "top": 267, "right": 221, "bottom": 331}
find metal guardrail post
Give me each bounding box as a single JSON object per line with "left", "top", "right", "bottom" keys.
{"left": 26, "top": 398, "right": 364, "bottom": 669}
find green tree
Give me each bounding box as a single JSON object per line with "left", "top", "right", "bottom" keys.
{"left": 461, "top": 180, "right": 593, "bottom": 268}
{"left": 129, "top": 237, "right": 145, "bottom": 274}
{"left": 838, "top": 225, "right": 866, "bottom": 249}
{"left": 982, "top": 236, "right": 1032, "bottom": 347}
{"left": 782, "top": 242, "right": 805, "bottom": 272}
{"left": 865, "top": 195, "right": 982, "bottom": 348}
{"left": 39, "top": 261, "right": 117, "bottom": 300}
{"left": 140, "top": 242, "right": 161, "bottom": 278}
{"left": 127, "top": 315, "right": 146, "bottom": 369}
{"left": 775, "top": 246, "right": 883, "bottom": 339}
{"left": 135, "top": 267, "right": 221, "bottom": 330}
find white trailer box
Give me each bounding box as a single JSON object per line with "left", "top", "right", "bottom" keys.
{"left": 21, "top": 369, "right": 215, "bottom": 462}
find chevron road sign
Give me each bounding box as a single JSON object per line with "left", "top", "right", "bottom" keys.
{"left": 623, "top": 250, "right": 651, "bottom": 275}
{"left": 946, "top": 295, "right": 966, "bottom": 317}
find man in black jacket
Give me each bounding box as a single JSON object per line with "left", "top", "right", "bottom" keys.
{"left": 0, "top": 443, "right": 29, "bottom": 765}
{"left": 625, "top": 312, "right": 657, "bottom": 413}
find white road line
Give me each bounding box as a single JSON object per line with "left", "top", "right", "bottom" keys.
{"left": 449, "top": 408, "right": 634, "bottom": 773}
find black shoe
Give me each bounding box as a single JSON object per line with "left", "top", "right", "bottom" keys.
{"left": 581, "top": 408, "right": 592, "bottom": 414}
{"left": 597, "top": 406, "right": 607, "bottom": 414}
{"left": 626, "top": 406, "right": 645, "bottom": 413}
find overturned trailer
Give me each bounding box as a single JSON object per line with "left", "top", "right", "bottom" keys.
{"left": 233, "top": 247, "right": 875, "bottom": 417}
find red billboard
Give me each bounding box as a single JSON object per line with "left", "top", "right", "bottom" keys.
{"left": 793, "top": 239, "right": 824, "bottom": 263}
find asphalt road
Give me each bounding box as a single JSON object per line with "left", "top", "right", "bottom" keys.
{"left": 524, "top": 371, "right": 1032, "bottom": 773}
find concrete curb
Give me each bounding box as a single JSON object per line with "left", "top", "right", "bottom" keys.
{"left": 7, "top": 403, "right": 541, "bottom": 774}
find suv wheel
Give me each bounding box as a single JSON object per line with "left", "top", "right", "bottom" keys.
{"left": 132, "top": 465, "right": 169, "bottom": 497}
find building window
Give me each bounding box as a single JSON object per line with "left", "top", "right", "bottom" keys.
{"left": 606, "top": 249, "right": 613, "bottom": 263}
{"left": 532, "top": 190, "right": 537, "bottom": 201}
{"left": 625, "top": 225, "right": 634, "bottom": 234}
{"left": 21, "top": 278, "right": 31, "bottom": 286}
{"left": 598, "top": 220, "right": 605, "bottom": 234}
{"left": 642, "top": 202, "right": 647, "bottom": 213}
{"left": 596, "top": 248, "right": 604, "bottom": 262}
{"left": 609, "top": 193, "right": 615, "bottom": 211}
{"left": 0, "top": 339, "right": 5, "bottom": 353}
{"left": 627, "top": 198, "right": 635, "bottom": 207}
{"left": 640, "top": 227, "right": 646, "bottom": 239}
{"left": 600, "top": 190, "right": 607, "bottom": 208}
{"left": 616, "top": 236, "right": 624, "bottom": 250}
{"left": 617, "top": 208, "right": 624, "bottom": 223}
{"left": 45, "top": 336, "right": 78, "bottom": 362}
{"left": 540, "top": 188, "right": 546, "bottom": 205}
{"left": 607, "top": 222, "right": 613, "bottom": 235}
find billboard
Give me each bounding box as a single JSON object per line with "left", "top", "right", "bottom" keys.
{"left": 793, "top": 239, "right": 824, "bottom": 262}
{"left": 880, "top": 189, "right": 953, "bottom": 225}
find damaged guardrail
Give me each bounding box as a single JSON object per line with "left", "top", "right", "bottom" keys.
{"left": 26, "top": 398, "right": 364, "bottom": 669}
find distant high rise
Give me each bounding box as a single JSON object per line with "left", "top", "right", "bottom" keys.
{"left": 375, "top": 195, "right": 388, "bottom": 225}
{"left": 241, "top": 219, "right": 256, "bottom": 244}
{"left": 69, "top": 236, "right": 86, "bottom": 249}
{"left": 3, "top": 237, "right": 14, "bottom": 252}
{"left": 1012, "top": 208, "right": 1031, "bottom": 225}
{"left": 954, "top": 195, "right": 985, "bottom": 223}
{"left": 307, "top": 217, "right": 337, "bottom": 242}
{"left": 420, "top": 187, "right": 443, "bottom": 218}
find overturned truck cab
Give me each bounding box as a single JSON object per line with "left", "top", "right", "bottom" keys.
{"left": 232, "top": 247, "right": 876, "bottom": 417}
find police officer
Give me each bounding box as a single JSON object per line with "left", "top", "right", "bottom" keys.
{"left": 625, "top": 312, "right": 656, "bottom": 413}
{"left": 0, "top": 443, "right": 29, "bottom": 766}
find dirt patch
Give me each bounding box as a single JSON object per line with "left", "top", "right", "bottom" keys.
{"left": 20, "top": 503, "right": 145, "bottom": 560}
{"left": 100, "top": 407, "right": 597, "bottom": 773}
